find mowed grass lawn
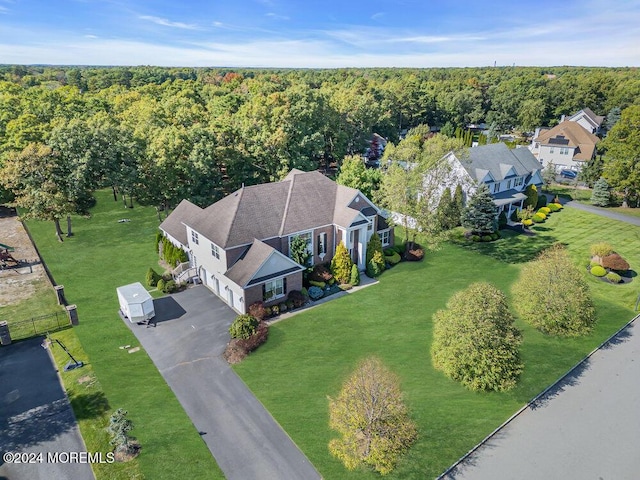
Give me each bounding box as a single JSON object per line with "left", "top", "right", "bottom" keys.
{"left": 234, "top": 206, "right": 639, "bottom": 479}
{"left": 25, "top": 190, "right": 223, "bottom": 480}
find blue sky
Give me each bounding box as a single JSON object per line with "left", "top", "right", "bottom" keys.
{"left": 1, "top": 0, "right": 639, "bottom": 67}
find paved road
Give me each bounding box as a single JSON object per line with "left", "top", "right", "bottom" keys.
{"left": 0, "top": 337, "right": 95, "bottom": 480}
{"left": 563, "top": 200, "right": 640, "bottom": 226}
{"left": 441, "top": 317, "right": 640, "bottom": 480}
{"left": 124, "top": 286, "right": 321, "bottom": 480}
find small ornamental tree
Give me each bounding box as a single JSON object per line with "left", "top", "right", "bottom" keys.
{"left": 350, "top": 264, "right": 360, "bottom": 286}
{"left": 331, "top": 241, "right": 354, "bottom": 284}
{"left": 512, "top": 244, "right": 596, "bottom": 336}
{"left": 523, "top": 184, "right": 538, "bottom": 209}
{"left": 366, "top": 233, "right": 385, "bottom": 277}
{"left": 542, "top": 161, "right": 556, "bottom": 186}
{"left": 431, "top": 282, "right": 523, "bottom": 391}
{"left": 461, "top": 183, "right": 498, "bottom": 234}
{"left": 328, "top": 357, "right": 418, "bottom": 475}
{"left": 107, "top": 408, "right": 136, "bottom": 457}
{"left": 290, "top": 234, "right": 311, "bottom": 267}
{"left": 590, "top": 177, "right": 611, "bottom": 207}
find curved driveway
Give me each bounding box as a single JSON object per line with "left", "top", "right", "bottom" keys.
{"left": 124, "top": 286, "right": 321, "bottom": 480}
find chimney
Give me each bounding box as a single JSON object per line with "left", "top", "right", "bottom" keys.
{"left": 560, "top": 114, "right": 565, "bottom": 122}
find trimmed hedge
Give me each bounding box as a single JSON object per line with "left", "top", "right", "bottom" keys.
{"left": 308, "top": 280, "right": 326, "bottom": 288}
{"left": 548, "top": 203, "right": 561, "bottom": 212}
{"left": 146, "top": 267, "right": 161, "bottom": 287}
{"left": 532, "top": 213, "right": 546, "bottom": 223}
{"left": 384, "top": 251, "right": 402, "bottom": 265}
{"left": 535, "top": 211, "right": 547, "bottom": 219}
{"left": 590, "top": 265, "right": 607, "bottom": 277}
{"left": 522, "top": 219, "right": 533, "bottom": 227}
{"left": 606, "top": 272, "right": 622, "bottom": 284}
{"left": 229, "top": 314, "right": 259, "bottom": 339}
{"left": 539, "top": 206, "right": 551, "bottom": 215}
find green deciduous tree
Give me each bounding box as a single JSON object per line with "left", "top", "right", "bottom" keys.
{"left": 461, "top": 183, "right": 498, "bottom": 234}
{"left": 331, "top": 241, "right": 354, "bottom": 284}
{"left": 431, "top": 282, "right": 523, "bottom": 392}
{"left": 512, "top": 244, "right": 596, "bottom": 336}
{"left": 590, "top": 177, "right": 611, "bottom": 206}
{"left": 601, "top": 105, "right": 640, "bottom": 207}
{"left": 328, "top": 356, "right": 417, "bottom": 475}
{"left": 336, "top": 154, "right": 382, "bottom": 200}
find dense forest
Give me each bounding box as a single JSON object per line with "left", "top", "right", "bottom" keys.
{"left": 1, "top": 65, "right": 639, "bottom": 227}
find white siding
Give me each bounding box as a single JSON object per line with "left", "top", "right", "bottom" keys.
{"left": 538, "top": 145, "right": 580, "bottom": 170}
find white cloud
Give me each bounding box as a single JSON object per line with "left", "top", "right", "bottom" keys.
{"left": 371, "top": 12, "right": 385, "bottom": 21}
{"left": 84, "top": 34, "right": 98, "bottom": 39}
{"left": 139, "top": 15, "right": 200, "bottom": 30}
{"left": 265, "top": 12, "right": 289, "bottom": 20}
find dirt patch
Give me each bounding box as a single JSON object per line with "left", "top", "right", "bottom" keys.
{"left": 0, "top": 214, "right": 50, "bottom": 307}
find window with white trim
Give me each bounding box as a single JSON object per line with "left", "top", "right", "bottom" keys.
{"left": 492, "top": 182, "right": 500, "bottom": 193}
{"left": 191, "top": 230, "right": 199, "bottom": 245}
{"left": 514, "top": 177, "right": 524, "bottom": 187}
{"left": 506, "top": 179, "right": 512, "bottom": 189}
{"left": 549, "top": 147, "right": 555, "bottom": 154}
{"left": 263, "top": 278, "right": 286, "bottom": 302}
{"left": 379, "top": 230, "right": 390, "bottom": 247}
{"left": 211, "top": 242, "right": 220, "bottom": 259}
{"left": 317, "top": 232, "right": 327, "bottom": 257}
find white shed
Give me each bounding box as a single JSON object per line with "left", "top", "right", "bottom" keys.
{"left": 116, "top": 282, "right": 155, "bottom": 323}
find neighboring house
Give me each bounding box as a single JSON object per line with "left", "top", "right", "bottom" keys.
{"left": 567, "top": 108, "right": 605, "bottom": 135}
{"left": 159, "top": 169, "right": 391, "bottom": 314}
{"left": 529, "top": 121, "right": 600, "bottom": 171}
{"left": 437, "top": 143, "right": 544, "bottom": 219}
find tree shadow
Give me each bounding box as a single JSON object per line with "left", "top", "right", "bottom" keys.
{"left": 453, "top": 230, "right": 558, "bottom": 264}
{"left": 529, "top": 359, "right": 591, "bottom": 411}
{"left": 69, "top": 391, "right": 110, "bottom": 420}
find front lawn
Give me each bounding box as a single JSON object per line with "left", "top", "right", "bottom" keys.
{"left": 234, "top": 206, "right": 638, "bottom": 479}
{"left": 25, "top": 190, "right": 223, "bottom": 480}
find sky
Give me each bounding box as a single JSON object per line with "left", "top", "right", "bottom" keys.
{"left": 0, "top": 0, "right": 639, "bottom": 68}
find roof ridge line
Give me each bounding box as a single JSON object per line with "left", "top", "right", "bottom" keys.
{"left": 278, "top": 176, "right": 295, "bottom": 237}
{"left": 224, "top": 186, "right": 245, "bottom": 248}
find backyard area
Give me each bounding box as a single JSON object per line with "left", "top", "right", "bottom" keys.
{"left": 234, "top": 206, "right": 639, "bottom": 479}
{"left": 21, "top": 190, "right": 223, "bottom": 480}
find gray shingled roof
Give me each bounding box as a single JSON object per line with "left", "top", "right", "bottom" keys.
{"left": 224, "top": 239, "right": 303, "bottom": 287}
{"left": 182, "top": 170, "right": 374, "bottom": 249}
{"left": 460, "top": 143, "right": 541, "bottom": 182}
{"left": 159, "top": 199, "right": 202, "bottom": 246}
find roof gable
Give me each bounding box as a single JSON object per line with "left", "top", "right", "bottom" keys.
{"left": 457, "top": 143, "right": 540, "bottom": 183}
{"left": 159, "top": 199, "right": 202, "bottom": 247}
{"left": 534, "top": 121, "right": 599, "bottom": 161}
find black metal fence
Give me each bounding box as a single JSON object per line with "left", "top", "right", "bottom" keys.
{"left": 5, "top": 311, "right": 70, "bottom": 341}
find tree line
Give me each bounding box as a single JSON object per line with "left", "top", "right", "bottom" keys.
{"left": 1, "top": 65, "right": 639, "bottom": 237}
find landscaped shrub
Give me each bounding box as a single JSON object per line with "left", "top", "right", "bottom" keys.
{"left": 156, "top": 278, "right": 166, "bottom": 292}
{"left": 590, "top": 265, "right": 607, "bottom": 277}
{"left": 300, "top": 287, "right": 308, "bottom": 298}
{"left": 331, "top": 241, "right": 354, "bottom": 284}
{"left": 510, "top": 210, "right": 519, "bottom": 222}
{"left": 539, "top": 206, "right": 551, "bottom": 215}
{"left": 248, "top": 301, "right": 267, "bottom": 321}
{"left": 287, "top": 290, "right": 306, "bottom": 308}
{"left": 366, "top": 250, "right": 386, "bottom": 277}
{"left": 309, "top": 264, "right": 333, "bottom": 283}
{"left": 536, "top": 195, "right": 548, "bottom": 208}
{"left": 339, "top": 283, "right": 353, "bottom": 291}
{"left": 384, "top": 251, "right": 401, "bottom": 265}
{"left": 229, "top": 314, "right": 259, "bottom": 339}
{"left": 308, "top": 280, "right": 326, "bottom": 288}
{"left": 590, "top": 242, "right": 614, "bottom": 257}
{"left": 146, "top": 267, "right": 161, "bottom": 287}
{"left": 532, "top": 213, "right": 546, "bottom": 223}
{"left": 271, "top": 304, "right": 280, "bottom": 316}
{"left": 286, "top": 299, "right": 294, "bottom": 310}
{"left": 162, "top": 279, "right": 177, "bottom": 293}
{"left": 393, "top": 243, "right": 406, "bottom": 255}
{"left": 349, "top": 264, "right": 360, "bottom": 286}
{"left": 471, "top": 235, "right": 480, "bottom": 242}
{"left": 308, "top": 286, "right": 324, "bottom": 300}
{"left": 513, "top": 244, "right": 596, "bottom": 336}
{"left": 481, "top": 235, "right": 492, "bottom": 242}
{"left": 524, "top": 184, "right": 538, "bottom": 209}
{"left": 431, "top": 282, "right": 523, "bottom": 391}
{"left": 161, "top": 239, "right": 188, "bottom": 267}
{"left": 278, "top": 302, "right": 288, "bottom": 313}
{"left": 548, "top": 203, "right": 561, "bottom": 212}
{"left": 606, "top": 272, "right": 622, "bottom": 283}
{"left": 535, "top": 211, "right": 547, "bottom": 219}
{"left": 522, "top": 219, "right": 533, "bottom": 227}
{"left": 107, "top": 408, "right": 138, "bottom": 459}
{"left": 235, "top": 321, "right": 269, "bottom": 354}
{"left": 601, "top": 253, "right": 630, "bottom": 272}
{"left": 491, "top": 233, "right": 500, "bottom": 240}
{"left": 498, "top": 211, "right": 507, "bottom": 228}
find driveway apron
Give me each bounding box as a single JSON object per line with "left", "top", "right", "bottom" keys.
{"left": 124, "top": 286, "right": 321, "bottom": 480}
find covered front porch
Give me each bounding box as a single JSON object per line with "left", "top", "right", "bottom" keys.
{"left": 493, "top": 189, "right": 527, "bottom": 221}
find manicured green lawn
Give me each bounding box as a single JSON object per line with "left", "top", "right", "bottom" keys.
{"left": 234, "top": 206, "right": 639, "bottom": 479}
{"left": 544, "top": 183, "right": 592, "bottom": 202}
{"left": 26, "top": 190, "right": 223, "bottom": 480}
{"left": 607, "top": 206, "right": 640, "bottom": 218}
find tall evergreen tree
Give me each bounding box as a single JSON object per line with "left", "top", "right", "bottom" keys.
{"left": 523, "top": 184, "right": 538, "bottom": 209}
{"left": 590, "top": 177, "right": 611, "bottom": 207}
{"left": 461, "top": 183, "right": 498, "bottom": 234}
{"left": 452, "top": 184, "right": 465, "bottom": 226}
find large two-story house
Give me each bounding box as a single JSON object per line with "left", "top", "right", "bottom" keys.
{"left": 529, "top": 121, "right": 600, "bottom": 171}
{"left": 160, "top": 169, "right": 391, "bottom": 314}
{"left": 438, "top": 143, "right": 544, "bottom": 220}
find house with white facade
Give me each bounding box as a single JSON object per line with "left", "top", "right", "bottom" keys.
{"left": 159, "top": 169, "right": 391, "bottom": 314}
{"left": 438, "top": 143, "right": 544, "bottom": 219}
{"left": 567, "top": 108, "right": 605, "bottom": 135}
{"left": 529, "top": 121, "right": 600, "bottom": 171}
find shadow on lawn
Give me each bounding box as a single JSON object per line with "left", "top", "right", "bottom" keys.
{"left": 453, "top": 229, "right": 557, "bottom": 264}
{"left": 69, "top": 391, "right": 110, "bottom": 420}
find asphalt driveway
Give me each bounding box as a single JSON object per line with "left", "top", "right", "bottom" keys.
{"left": 441, "top": 316, "right": 640, "bottom": 480}
{"left": 124, "top": 285, "right": 321, "bottom": 480}
{"left": 0, "top": 337, "right": 95, "bottom": 480}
